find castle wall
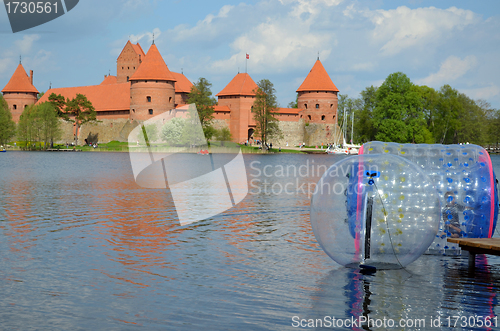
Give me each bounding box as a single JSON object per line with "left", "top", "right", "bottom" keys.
{"left": 175, "top": 92, "right": 189, "bottom": 106}
{"left": 275, "top": 113, "right": 300, "bottom": 122}
{"left": 270, "top": 120, "right": 342, "bottom": 147}
{"left": 57, "top": 118, "right": 140, "bottom": 145}
{"left": 95, "top": 110, "right": 130, "bottom": 120}
{"left": 212, "top": 118, "right": 230, "bottom": 130}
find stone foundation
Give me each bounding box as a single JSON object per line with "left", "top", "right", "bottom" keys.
{"left": 271, "top": 120, "right": 343, "bottom": 147}
{"left": 56, "top": 119, "right": 140, "bottom": 145}
{"left": 56, "top": 117, "right": 343, "bottom": 147}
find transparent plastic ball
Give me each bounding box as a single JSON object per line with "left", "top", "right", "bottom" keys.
{"left": 361, "top": 142, "right": 499, "bottom": 254}
{"left": 310, "top": 154, "right": 441, "bottom": 269}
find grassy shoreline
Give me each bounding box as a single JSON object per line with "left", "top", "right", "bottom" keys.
{"left": 3, "top": 141, "right": 313, "bottom": 154}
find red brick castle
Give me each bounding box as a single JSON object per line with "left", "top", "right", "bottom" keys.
{"left": 2, "top": 41, "right": 340, "bottom": 145}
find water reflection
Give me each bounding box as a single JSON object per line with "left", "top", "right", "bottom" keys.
{"left": 0, "top": 151, "right": 499, "bottom": 330}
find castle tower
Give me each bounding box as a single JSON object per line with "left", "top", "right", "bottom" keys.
{"left": 296, "top": 59, "right": 339, "bottom": 124}
{"left": 129, "top": 44, "right": 176, "bottom": 121}
{"left": 216, "top": 73, "right": 258, "bottom": 143}
{"left": 1, "top": 63, "right": 38, "bottom": 122}
{"left": 117, "top": 41, "right": 146, "bottom": 84}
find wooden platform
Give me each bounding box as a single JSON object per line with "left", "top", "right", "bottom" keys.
{"left": 447, "top": 238, "right": 500, "bottom": 270}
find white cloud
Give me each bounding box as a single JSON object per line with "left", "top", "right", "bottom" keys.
{"left": 462, "top": 85, "right": 500, "bottom": 100}
{"left": 171, "top": 5, "right": 235, "bottom": 42}
{"left": 211, "top": 20, "right": 332, "bottom": 74}
{"left": 130, "top": 27, "right": 162, "bottom": 46}
{"left": 0, "top": 34, "right": 42, "bottom": 75}
{"left": 417, "top": 55, "right": 477, "bottom": 86}
{"left": 287, "top": 0, "right": 343, "bottom": 21}
{"left": 203, "top": 5, "right": 233, "bottom": 24}
{"left": 366, "top": 6, "right": 480, "bottom": 55}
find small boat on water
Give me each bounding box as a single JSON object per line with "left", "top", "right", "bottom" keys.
{"left": 0, "top": 150, "right": 6, "bottom": 153}
{"left": 326, "top": 146, "right": 349, "bottom": 155}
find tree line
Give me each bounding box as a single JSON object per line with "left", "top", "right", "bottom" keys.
{"left": 0, "top": 93, "right": 96, "bottom": 150}
{"left": 4, "top": 71, "right": 491, "bottom": 149}
{"left": 338, "top": 72, "right": 499, "bottom": 146}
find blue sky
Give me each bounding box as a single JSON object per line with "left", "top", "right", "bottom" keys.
{"left": 1, "top": 0, "right": 500, "bottom": 109}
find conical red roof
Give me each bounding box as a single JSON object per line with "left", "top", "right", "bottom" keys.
{"left": 216, "top": 73, "right": 258, "bottom": 96}
{"left": 100, "top": 75, "right": 118, "bottom": 85}
{"left": 172, "top": 72, "right": 193, "bottom": 93}
{"left": 130, "top": 44, "right": 176, "bottom": 82}
{"left": 2, "top": 63, "right": 38, "bottom": 93}
{"left": 296, "top": 60, "right": 338, "bottom": 92}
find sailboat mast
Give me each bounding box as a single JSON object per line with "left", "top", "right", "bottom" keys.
{"left": 351, "top": 110, "right": 354, "bottom": 144}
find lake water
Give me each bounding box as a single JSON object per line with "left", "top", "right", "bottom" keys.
{"left": 1, "top": 151, "right": 499, "bottom": 330}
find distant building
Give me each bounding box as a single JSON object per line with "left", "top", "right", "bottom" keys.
{"left": 3, "top": 42, "right": 339, "bottom": 144}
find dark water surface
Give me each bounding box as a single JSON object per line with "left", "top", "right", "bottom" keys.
{"left": 1, "top": 151, "right": 499, "bottom": 330}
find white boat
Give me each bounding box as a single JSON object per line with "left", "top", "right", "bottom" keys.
{"left": 326, "top": 146, "right": 349, "bottom": 155}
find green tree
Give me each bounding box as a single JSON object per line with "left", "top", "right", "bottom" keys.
{"left": 64, "top": 94, "right": 97, "bottom": 146}
{"left": 355, "top": 86, "right": 377, "bottom": 143}
{"left": 17, "top": 102, "right": 61, "bottom": 150}
{"left": 0, "top": 95, "right": 16, "bottom": 146}
{"left": 488, "top": 109, "right": 500, "bottom": 147}
{"left": 215, "top": 127, "right": 232, "bottom": 143}
{"left": 287, "top": 93, "right": 298, "bottom": 108}
{"left": 161, "top": 117, "right": 186, "bottom": 146}
{"left": 434, "top": 85, "right": 462, "bottom": 144}
{"left": 252, "top": 79, "right": 281, "bottom": 145}
{"left": 455, "top": 94, "right": 489, "bottom": 145}
{"left": 373, "top": 72, "right": 425, "bottom": 143}
{"left": 48, "top": 93, "right": 68, "bottom": 119}
{"left": 186, "top": 77, "right": 216, "bottom": 139}
{"left": 17, "top": 105, "right": 35, "bottom": 149}
{"left": 36, "top": 102, "right": 62, "bottom": 149}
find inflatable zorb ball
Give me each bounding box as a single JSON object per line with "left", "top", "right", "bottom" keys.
{"left": 310, "top": 154, "right": 441, "bottom": 269}
{"left": 361, "top": 142, "right": 499, "bottom": 254}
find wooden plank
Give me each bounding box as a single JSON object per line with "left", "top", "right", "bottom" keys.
{"left": 447, "top": 238, "right": 500, "bottom": 271}
{"left": 447, "top": 238, "right": 500, "bottom": 254}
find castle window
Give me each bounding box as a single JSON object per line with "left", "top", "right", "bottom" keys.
{"left": 316, "top": 104, "right": 319, "bottom": 109}
{"left": 127, "top": 76, "right": 129, "bottom": 82}
{"left": 24, "top": 105, "right": 28, "bottom": 108}
{"left": 134, "top": 67, "right": 135, "bottom": 69}
{"left": 169, "top": 97, "right": 172, "bottom": 103}
{"left": 122, "top": 67, "right": 124, "bottom": 69}
{"left": 128, "top": 67, "right": 130, "bottom": 69}
{"left": 304, "top": 104, "right": 308, "bottom": 109}
{"left": 149, "top": 109, "right": 153, "bottom": 115}
{"left": 330, "top": 104, "right": 333, "bottom": 108}
{"left": 308, "top": 115, "right": 311, "bottom": 120}
{"left": 147, "top": 96, "right": 151, "bottom": 102}
{"left": 13, "top": 104, "right": 17, "bottom": 110}
{"left": 321, "top": 115, "right": 325, "bottom": 121}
